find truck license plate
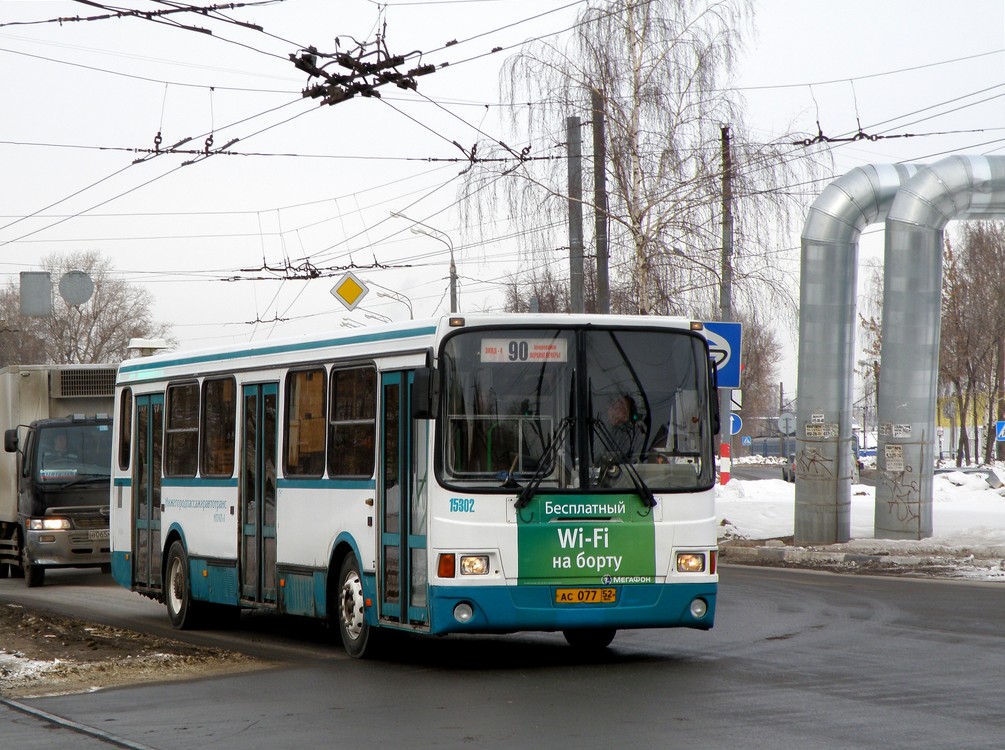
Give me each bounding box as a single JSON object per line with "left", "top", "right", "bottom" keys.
{"left": 88, "top": 529, "right": 110, "bottom": 541}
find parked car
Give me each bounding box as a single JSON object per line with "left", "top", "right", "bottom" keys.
{"left": 782, "top": 453, "right": 796, "bottom": 482}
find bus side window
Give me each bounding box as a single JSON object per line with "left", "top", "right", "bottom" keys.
{"left": 201, "top": 377, "right": 236, "bottom": 477}
{"left": 285, "top": 368, "right": 326, "bottom": 477}
{"left": 118, "top": 388, "right": 132, "bottom": 471}
{"left": 328, "top": 366, "right": 376, "bottom": 479}
{"left": 165, "top": 382, "right": 199, "bottom": 477}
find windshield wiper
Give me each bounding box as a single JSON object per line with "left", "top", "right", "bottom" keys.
{"left": 51, "top": 475, "right": 110, "bottom": 489}
{"left": 514, "top": 417, "right": 574, "bottom": 509}
{"left": 591, "top": 419, "right": 657, "bottom": 508}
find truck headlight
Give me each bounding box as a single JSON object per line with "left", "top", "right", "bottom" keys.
{"left": 29, "top": 517, "right": 71, "bottom": 531}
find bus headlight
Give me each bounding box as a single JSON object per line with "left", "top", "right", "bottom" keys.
{"left": 29, "top": 517, "right": 71, "bottom": 531}
{"left": 453, "top": 602, "right": 474, "bottom": 623}
{"left": 459, "top": 555, "right": 489, "bottom": 575}
{"left": 676, "top": 552, "right": 706, "bottom": 573}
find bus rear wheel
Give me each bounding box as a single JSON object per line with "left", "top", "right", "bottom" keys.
{"left": 563, "top": 628, "right": 617, "bottom": 649}
{"left": 336, "top": 555, "right": 377, "bottom": 658}
{"left": 165, "top": 541, "right": 202, "bottom": 629}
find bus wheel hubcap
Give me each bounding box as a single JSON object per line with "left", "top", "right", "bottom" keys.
{"left": 340, "top": 570, "right": 364, "bottom": 640}
{"left": 169, "top": 561, "right": 183, "bottom": 614}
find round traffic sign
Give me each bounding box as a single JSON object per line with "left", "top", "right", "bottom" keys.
{"left": 778, "top": 411, "right": 796, "bottom": 436}
{"left": 729, "top": 413, "right": 743, "bottom": 436}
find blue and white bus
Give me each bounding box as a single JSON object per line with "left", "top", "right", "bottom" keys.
{"left": 110, "top": 314, "right": 720, "bottom": 656}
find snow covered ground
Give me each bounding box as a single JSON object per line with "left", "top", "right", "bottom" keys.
{"left": 718, "top": 462, "right": 1005, "bottom": 580}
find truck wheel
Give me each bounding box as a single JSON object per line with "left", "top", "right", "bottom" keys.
{"left": 336, "top": 555, "right": 378, "bottom": 658}
{"left": 20, "top": 532, "right": 44, "bottom": 588}
{"left": 165, "top": 541, "right": 202, "bottom": 629}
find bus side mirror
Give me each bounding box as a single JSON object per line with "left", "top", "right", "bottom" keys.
{"left": 4, "top": 428, "right": 18, "bottom": 453}
{"left": 411, "top": 367, "right": 439, "bottom": 420}
{"left": 709, "top": 358, "right": 720, "bottom": 436}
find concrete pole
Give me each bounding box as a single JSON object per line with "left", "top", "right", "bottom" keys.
{"left": 591, "top": 90, "right": 610, "bottom": 314}
{"left": 567, "top": 116, "right": 585, "bottom": 314}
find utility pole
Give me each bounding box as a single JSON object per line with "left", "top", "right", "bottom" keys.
{"left": 719, "top": 125, "right": 734, "bottom": 473}
{"left": 567, "top": 116, "right": 585, "bottom": 314}
{"left": 591, "top": 90, "right": 610, "bottom": 314}
{"left": 719, "top": 126, "right": 734, "bottom": 327}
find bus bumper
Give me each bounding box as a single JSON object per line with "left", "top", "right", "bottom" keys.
{"left": 427, "top": 581, "right": 716, "bottom": 635}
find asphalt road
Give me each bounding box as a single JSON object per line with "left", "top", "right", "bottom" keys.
{"left": 4, "top": 566, "right": 1005, "bottom": 749}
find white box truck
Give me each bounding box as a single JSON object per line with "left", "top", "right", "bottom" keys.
{"left": 0, "top": 365, "right": 116, "bottom": 586}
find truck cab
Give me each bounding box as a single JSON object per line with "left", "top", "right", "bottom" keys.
{"left": 2, "top": 414, "right": 113, "bottom": 586}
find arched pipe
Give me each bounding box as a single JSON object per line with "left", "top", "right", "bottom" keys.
{"left": 795, "top": 164, "right": 917, "bottom": 545}
{"left": 876, "top": 156, "right": 1005, "bottom": 539}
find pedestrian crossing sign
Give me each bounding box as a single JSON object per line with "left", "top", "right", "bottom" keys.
{"left": 997, "top": 421, "right": 1005, "bottom": 442}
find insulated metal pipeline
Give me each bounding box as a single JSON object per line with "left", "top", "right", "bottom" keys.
{"left": 795, "top": 163, "right": 917, "bottom": 545}
{"left": 877, "top": 155, "right": 1005, "bottom": 539}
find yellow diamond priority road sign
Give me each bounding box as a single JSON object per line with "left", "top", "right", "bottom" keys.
{"left": 331, "top": 271, "right": 369, "bottom": 311}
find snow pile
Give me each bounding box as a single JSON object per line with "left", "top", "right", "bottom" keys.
{"left": 717, "top": 472, "right": 1005, "bottom": 557}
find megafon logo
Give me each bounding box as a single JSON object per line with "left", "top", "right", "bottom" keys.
{"left": 704, "top": 328, "right": 731, "bottom": 371}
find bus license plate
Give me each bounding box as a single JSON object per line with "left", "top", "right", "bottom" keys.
{"left": 555, "top": 588, "right": 617, "bottom": 604}
{"left": 88, "top": 529, "right": 110, "bottom": 541}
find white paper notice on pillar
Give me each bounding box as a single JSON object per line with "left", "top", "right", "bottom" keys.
{"left": 885, "top": 444, "right": 905, "bottom": 472}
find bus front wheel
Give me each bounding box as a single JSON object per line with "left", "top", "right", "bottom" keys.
{"left": 165, "top": 541, "right": 201, "bottom": 630}
{"left": 336, "top": 555, "right": 377, "bottom": 658}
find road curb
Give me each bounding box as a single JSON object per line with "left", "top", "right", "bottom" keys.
{"left": 718, "top": 540, "right": 1005, "bottom": 577}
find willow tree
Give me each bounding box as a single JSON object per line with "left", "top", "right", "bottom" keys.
{"left": 465, "top": 0, "right": 818, "bottom": 319}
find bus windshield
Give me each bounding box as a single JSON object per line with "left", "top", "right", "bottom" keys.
{"left": 440, "top": 326, "right": 715, "bottom": 493}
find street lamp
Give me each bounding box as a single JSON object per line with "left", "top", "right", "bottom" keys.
{"left": 390, "top": 211, "right": 458, "bottom": 313}
{"left": 361, "top": 279, "right": 413, "bottom": 320}
{"left": 377, "top": 290, "right": 413, "bottom": 320}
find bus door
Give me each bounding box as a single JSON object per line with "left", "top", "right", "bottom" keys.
{"left": 133, "top": 394, "right": 163, "bottom": 591}
{"left": 240, "top": 383, "right": 278, "bottom": 604}
{"left": 379, "top": 371, "right": 429, "bottom": 627}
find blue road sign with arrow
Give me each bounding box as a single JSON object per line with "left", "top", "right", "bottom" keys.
{"left": 730, "top": 413, "right": 743, "bottom": 436}
{"left": 703, "top": 321, "right": 743, "bottom": 389}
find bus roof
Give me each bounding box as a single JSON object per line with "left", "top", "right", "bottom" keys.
{"left": 116, "top": 313, "right": 703, "bottom": 385}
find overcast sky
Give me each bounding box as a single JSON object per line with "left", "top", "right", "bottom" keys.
{"left": 1, "top": 0, "right": 1002, "bottom": 382}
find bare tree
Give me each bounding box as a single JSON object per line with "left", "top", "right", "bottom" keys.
{"left": 735, "top": 309, "right": 780, "bottom": 427}
{"left": 938, "top": 224, "right": 1005, "bottom": 465}
{"left": 464, "top": 0, "right": 821, "bottom": 321}
{"left": 0, "top": 251, "right": 172, "bottom": 366}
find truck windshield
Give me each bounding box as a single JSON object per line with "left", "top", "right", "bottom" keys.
{"left": 36, "top": 423, "right": 112, "bottom": 482}
{"left": 440, "top": 326, "right": 715, "bottom": 493}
